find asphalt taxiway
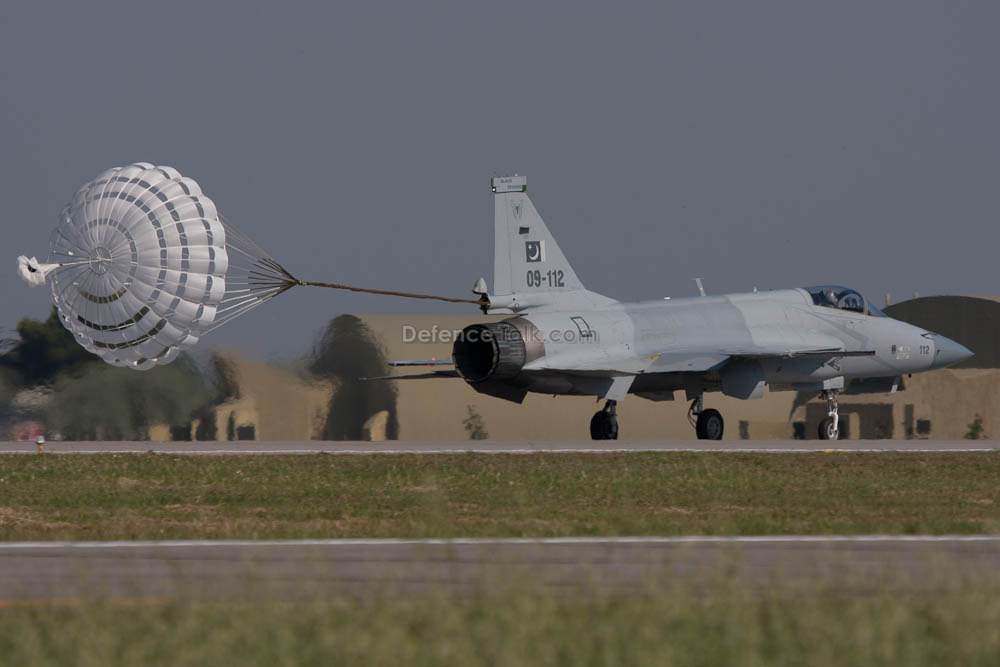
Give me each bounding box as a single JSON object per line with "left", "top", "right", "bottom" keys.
{"left": 0, "top": 440, "right": 997, "bottom": 454}
{"left": 0, "top": 537, "right": 997, "bottom": 602}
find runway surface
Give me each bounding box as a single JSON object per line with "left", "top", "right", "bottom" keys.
{"left": 1, "top": 537, "right": 997, "bottom": 602}
{"left": 1, "top": 440, "right": 998, "bottom": 454}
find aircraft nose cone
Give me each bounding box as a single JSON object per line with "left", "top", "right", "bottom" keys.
{"left": 932, "top": 334, "right": 973, "bottom": 369}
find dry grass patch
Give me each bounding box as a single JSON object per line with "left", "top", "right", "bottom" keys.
{"left": 0, "top": 506, "right": 75, "bottom": 532}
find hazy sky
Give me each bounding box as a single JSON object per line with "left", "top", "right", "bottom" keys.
{"left": 2, "top": 1, "right": 997, "bottom": 361}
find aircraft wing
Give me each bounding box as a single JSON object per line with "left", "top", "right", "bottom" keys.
{"left": 646, "top": 344, "right": 874, "bottom": 373}
{"left": 510, "top": 343, "right": 873, "bottom": 403}
{"left": 732, "top": 348, "right": 875, "bottom": 359}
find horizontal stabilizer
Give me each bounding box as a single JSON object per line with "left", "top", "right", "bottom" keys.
{"left": 388, "top": 359, "right": 454, "bottom": 367}
{"left": 362, "top": 370, "right": 460, "bottom": 381}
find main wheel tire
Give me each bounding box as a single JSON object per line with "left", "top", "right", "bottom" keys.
{"left": 695, "top": 409, "right": 724, "bottom": 440}
{"left": 818, "top": 416, "right": 839, "bottom": 440}
{"left": 589, "top": 412, "right": 619, "bottom": 440}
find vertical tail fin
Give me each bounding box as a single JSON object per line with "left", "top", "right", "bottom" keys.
{"left": 492, "top": 175, "right": 588, "bottom": 299}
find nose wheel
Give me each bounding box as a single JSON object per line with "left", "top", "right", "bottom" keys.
{"left": 818, "top": 390, "right": 840, "bottom": 440}
{"left": 590, "top": 400, "right": 619, "bottom": 440}
{"left": 689, "top": 395, "right": 724, "bottom": 440}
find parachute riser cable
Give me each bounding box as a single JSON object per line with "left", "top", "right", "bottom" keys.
{"left": 292, "top": 278, "right": 489, "bottom": 309}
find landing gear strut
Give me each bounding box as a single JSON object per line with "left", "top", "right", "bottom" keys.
{"left": 818, "top": 390, "right": 840, "bottom": 440}
{"left": 689, "top": 395, "right": 724, "bottom": 440}
{"left": 590, "top": 400, "right": 619, "bottom": 440}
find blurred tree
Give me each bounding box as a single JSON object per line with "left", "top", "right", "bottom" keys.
{"left": 0, "top": 376, "right": 12, "bottom": 427}
{"left": 0, "top": 308, "right": 99, "bottom": 387}
{"left": 964, "top": 415, "right": 986, "bottom": 440}
{"left": 46, "top": 355, "right": 210, "bottom": 440}
{"left": 0, "top": 328, "right": 14, "bottom": 422}
{"left": 463, "top": 405, "right": 488, "bottom": 440}
{"left": 310, "top": 315, "right": 399, "bottom": 440}
{"left": 0, "top": 328, "right": 15, "bottom": 356}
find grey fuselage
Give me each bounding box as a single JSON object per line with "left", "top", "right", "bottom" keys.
{"left": 452, "top": 287, "right": 969, "bottom": 404}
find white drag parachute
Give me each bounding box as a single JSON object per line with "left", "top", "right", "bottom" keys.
{"left": 18, "top": 162, "right": 486, "bottom": 371}
{"left": 19, "top": 163, "right": 295, "bottom": 370}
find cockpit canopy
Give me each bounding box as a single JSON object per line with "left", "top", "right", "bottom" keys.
{"left": 803, "top": 285, "right": 887, "bottom": 317}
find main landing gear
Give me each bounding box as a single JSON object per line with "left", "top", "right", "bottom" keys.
{"left": 818, "top": 390, "right": 840, "bottom": 440}
{"left": 689, "top": 395, "right": 724, "bottom": 440}
{"left": 590, "top": 400, "right": 619, "bottom": 440}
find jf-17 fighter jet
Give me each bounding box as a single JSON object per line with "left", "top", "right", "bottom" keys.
{"left": 386, "top": 175, "right": 972, "bottom": 440}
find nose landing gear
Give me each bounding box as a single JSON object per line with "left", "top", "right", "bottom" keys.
{"left": 689, "top": 395, "right": 724, "bottom": 440}
{"left": 818, "top": 390, "right": 840, "bottom": 440}
{"left": 590, "top": 400, "right": 619, "bottom": 440}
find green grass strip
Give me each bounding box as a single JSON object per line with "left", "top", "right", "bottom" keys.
{"left": 0, "top": 452, "right": 998, "bottom": 540}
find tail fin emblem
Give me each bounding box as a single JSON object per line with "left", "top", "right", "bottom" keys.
{"left": 511, "top": 200, "right": 523, "bottom": 219}
{"left": 525, "top": 240, "right": 544, "bottom": 262}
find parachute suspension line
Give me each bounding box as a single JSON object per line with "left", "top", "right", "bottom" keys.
{"left": 217, "top": 216, "right": 487, "bottom": 311}
{"left": 49, "top": 258, "right": 95, "bottom": 269}
{"left": 202, "top": 216, "right": 302, "bottom": 332}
